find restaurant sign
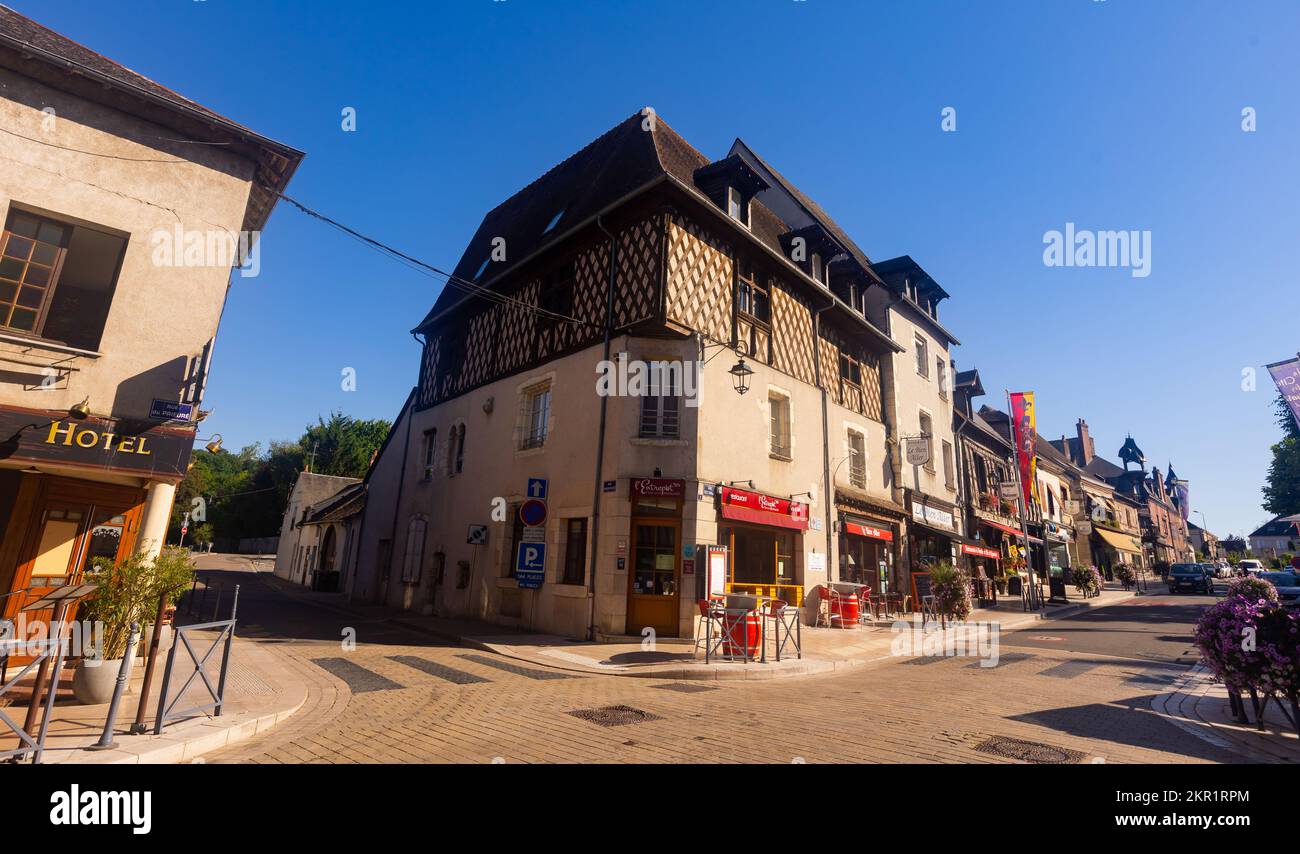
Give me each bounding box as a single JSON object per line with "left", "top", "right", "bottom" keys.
{"left": 844, "top": 519, "right": 893, "bottom": 541}
{"left": 961, "top": 544, "right": 1000, "bottom": 560}
{"left": 632, "top": 477, "right": 685, "bottom": 498}
{"left": 719, "top": 486, "right": 808, "bottom": 530}
{"left": 0, "top": 406, "right": 195, "bottom": 479}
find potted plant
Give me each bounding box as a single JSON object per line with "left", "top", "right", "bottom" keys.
{"left": 928, "top": 561, "right": 973, "bottom": 622}
{"left": 1114, "top": 563, "right": 1135, "bottom": 590}
{"left": 73, "top": 547, "right": 195, "bottom": 704}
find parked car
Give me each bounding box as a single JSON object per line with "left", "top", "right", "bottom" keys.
{"left": 1238, "top": 559, "right": 1265, "bottom": 576}
{"left": 1168, "top": 563, "right": 1212, "bottom": 594}
{"left": 1214, "top": 561, "right": 1233, "bottom": 578}
{"left": 1259, "top": 572, "right": 1300, "bottom": 602}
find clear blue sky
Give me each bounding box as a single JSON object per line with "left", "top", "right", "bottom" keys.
{"left": 16, "top": 0, "right": 1299, "bottom": 539}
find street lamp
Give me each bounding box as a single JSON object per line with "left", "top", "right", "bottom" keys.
{"left": 728, "top": 356, "right": 753, "bottom": 395}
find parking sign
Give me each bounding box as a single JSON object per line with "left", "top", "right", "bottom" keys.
{"left": 516, "top": 542, "right": 546, "bottom": 589}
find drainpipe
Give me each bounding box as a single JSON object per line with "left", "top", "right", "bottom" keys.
{"left": 813, "top": 294, "right": 836, "bottom": 584}
{"left": 587, "top": 216, "right": 618, "bottom": 640}
{"left": 379, "top": 398, "right": 414, "bottom": 605}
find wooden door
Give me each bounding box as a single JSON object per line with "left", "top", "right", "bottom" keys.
{"left": 4, "top": 479, "right": 142, "bottom": 662}
{"left": 626, "top": 519, "right": 680, "bottom": 638}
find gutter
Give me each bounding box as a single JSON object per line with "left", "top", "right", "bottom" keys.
{"left": 813, "top": 293, "right": 837, "bottom": 583}
{"left": 586, "top": 215, "right": 619, "bottom": 640}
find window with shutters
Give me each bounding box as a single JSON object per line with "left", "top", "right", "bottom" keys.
{"left": 942, "top": 440, "right": 955, "bottom": 490}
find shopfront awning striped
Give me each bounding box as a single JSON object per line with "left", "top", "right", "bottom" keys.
{"left": 1095, "top": 528, "right": 1143, "bottom": 555}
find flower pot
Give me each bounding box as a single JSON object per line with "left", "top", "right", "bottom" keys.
{"left": 72, "top": 657, "right": 134, "bottom": 705}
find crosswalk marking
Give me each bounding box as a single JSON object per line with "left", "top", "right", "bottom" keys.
{"left": 388, "top": 655, "right": 491, "bottom": 684}
{"left": 311, "top": 657, "right": 404, "bottom": 693}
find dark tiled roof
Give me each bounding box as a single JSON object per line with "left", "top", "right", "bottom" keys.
{"left": 0, "top": 4, "right": 233, "bottom": 124}
{"left": 1250, "top": 518, "right": 1300, "bottom": 538}
{"left": 728, "top": 139, "right": 878, "bottom": 277}
{"left": 1084, "top": 456, "right": 1126, "bottom": 479}
{"left": 416, "top": 110, "right": 700, "bottom": 328}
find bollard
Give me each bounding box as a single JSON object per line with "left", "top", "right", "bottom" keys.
{"left": 86, "top": 622, "right": 140, "bottom": 752}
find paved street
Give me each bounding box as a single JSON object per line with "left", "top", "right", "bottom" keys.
{"left": 186, "top": 561, "right": 1253, "bottom": 765}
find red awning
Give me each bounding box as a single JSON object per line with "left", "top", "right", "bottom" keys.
{"left": 719, "top": 487, "right": 809, "bottom": 531}
{"left": 845, "top": 521, "right": 893, "bottom": 541}
{"left": 720, "top": 502, "right": 808, "bottom": 531}
{"left": 984, "top": 520, "right": 1026, "bottom": 540}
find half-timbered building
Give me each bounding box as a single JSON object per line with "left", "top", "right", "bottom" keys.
{"left": 351, "top": 109, "right": 940, "bottom": 639}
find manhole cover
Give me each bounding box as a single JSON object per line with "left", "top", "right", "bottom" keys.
{"left": 974, "top": 736, "right": 1085, "bottom": 764}
{"left": 653, "top": 682, "right": 719, "bottom": 693}
{"left": 568, "top": 705, "right": 663, "bottom": 727}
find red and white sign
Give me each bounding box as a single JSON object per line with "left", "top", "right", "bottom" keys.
{"left": 631, "top": 478, "right": 685, "bottom": 498}
{"left": 961, "top": 543, "right": 1000, "bottom": 560}
{"left": 844, "top": 521, "right": 893, "bottom": 542}
{"left": 719, "top": 487, "right": 809, "bottom": 531}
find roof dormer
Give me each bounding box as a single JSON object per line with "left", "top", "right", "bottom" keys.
{"left": 693, "top": 154, "right": 769, "bottom": 228}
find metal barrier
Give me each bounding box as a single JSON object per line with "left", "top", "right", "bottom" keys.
{"left": 154, "top": 585, "right": 239, "bottom": 735}
{"left": 0, "top": 634, "right": 65, "bottom": 764}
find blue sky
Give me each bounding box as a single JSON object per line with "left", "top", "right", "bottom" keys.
{"left": 16, "top": 0, "right": 1299, "bottom": 538}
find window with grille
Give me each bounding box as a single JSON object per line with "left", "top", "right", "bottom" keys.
{"left": 520, "top": 383, "right": 551, "bottom": 449}
{"left": 769, "top": 393, "right": 791, "bottom": 459}
{"left": 0, "top": 209, "right": 126, "bottom": 349}
{"left": 639, "top": 368, "right": 680, "bottom": 438}
{"left": 847, "top": 430, "right": 866, "bottom": 488}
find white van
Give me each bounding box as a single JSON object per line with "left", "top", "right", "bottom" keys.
{"left": 1238, "top": 559, "right": 1265, "bottom": 576}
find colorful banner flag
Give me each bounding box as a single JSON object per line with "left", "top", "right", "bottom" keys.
{"left": 1267, "top": 356, "right": 1300, "bottom": 432}
{"left": 1009, "top": 392, "right": 1038, "bottom": 508}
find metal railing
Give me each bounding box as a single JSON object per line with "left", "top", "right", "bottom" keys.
{"left": 154, "top": 585, "right": 239, "bottom": 734}
{"left": 724, "top": 582, "right": 804, "bottom": 606}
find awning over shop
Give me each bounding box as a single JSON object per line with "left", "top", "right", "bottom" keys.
{"left": 1096, "top": 528, "right": 1143, "bottom": 555}
{"left": 719, "top": 487, "right": 809, "bottom": 531}
{"left": 843, "top": 516, "right": 893, "bottom": 541}
{"left": 984, "top": 520, "right": 1026, "bottom": 540}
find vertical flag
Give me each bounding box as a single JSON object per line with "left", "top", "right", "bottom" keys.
{"left": 1267, "top": 356, "right": 1300, "bottom": 431}
{"left": 1009, "top": 392, "right": 1039, "bottom": 507}
{"left": 1175, "top": 480, "right": 1190, "bottom": 522}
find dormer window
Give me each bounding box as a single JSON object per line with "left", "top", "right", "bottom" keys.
{"left": 811, "top": 253, "right": 825, "bottom": 284}
{"left": 726, "top": 186, "right": 749, "bottom": 226}
{"left": 542, "top": 210, "right": 565, "bottom": 236}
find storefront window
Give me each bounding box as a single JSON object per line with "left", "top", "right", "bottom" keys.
{"left": 82, "top": 513, "right": 126, "bottom": 573}
{"left": 632, "top": 524, "right": 676, "bottom": 595}
{"left": 722, "top": 525, "right": 796, "bottom": 588}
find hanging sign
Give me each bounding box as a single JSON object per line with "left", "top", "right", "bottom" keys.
{"left": 904, "top": 437, "right": 930, "bottom": 467}
{"left": 1267, "top": 356, "right": 1300, "bottom": 431}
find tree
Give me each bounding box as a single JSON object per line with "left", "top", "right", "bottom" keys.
{"left": 1263, "top": 393, "right": 1300, "bottom": 517}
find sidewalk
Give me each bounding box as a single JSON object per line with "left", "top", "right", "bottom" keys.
{"left": 0, "top": 624, "right": 307, "bottom": 765}
{"left": 1152, "top": 663, "right": 1300, "bottom": 764}
{"left": 264, "top": 573, "right": 1140, "bottom": 681}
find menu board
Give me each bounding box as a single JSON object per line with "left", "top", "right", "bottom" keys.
{"left": 911, "top": 572, "right": 933, "bottom": 606}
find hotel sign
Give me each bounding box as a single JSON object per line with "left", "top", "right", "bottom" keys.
{"left": 0, "top": 406, "right": 195, "bottom": 479}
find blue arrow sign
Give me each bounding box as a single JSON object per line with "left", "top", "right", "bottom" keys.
{"left": 527, "top": 477, "right": 548, "bottom": 500}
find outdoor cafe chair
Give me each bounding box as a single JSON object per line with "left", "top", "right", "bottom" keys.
{"left": 694, "top": 597, "right": 726, "bottom": 661}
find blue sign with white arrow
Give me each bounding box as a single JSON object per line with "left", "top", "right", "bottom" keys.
{"left": 527, "top": 477, "right": 548, "bottom": 500}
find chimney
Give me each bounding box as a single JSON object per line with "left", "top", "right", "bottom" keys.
{"left": 1060, "top": 434, "right": 1072, "bottom": 463}
{"left": 1076, "top": 419, "right": 1094, "bottom": 464}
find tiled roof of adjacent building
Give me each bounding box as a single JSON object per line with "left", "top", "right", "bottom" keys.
{"left": 1249, "top": 517, "right": 1299, "bottom": 538}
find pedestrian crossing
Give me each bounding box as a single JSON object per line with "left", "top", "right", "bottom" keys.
{"left": 308, "top": 650, "right": 578, "bottom": 694}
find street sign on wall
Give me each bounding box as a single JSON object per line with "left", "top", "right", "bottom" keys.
{"left": 516, "top": 542, "right": 545, "bottom": 589}
{"left": 520, "top": 498, "right": 547, "bottom": 527}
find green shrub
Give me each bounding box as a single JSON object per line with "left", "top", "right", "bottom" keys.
{"left": 81, "top": 547, "right": 196, "bottom": 660}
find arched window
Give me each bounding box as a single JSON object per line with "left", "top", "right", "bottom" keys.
{"left": 401, "top": 517, "right": 426, "bottom": 583}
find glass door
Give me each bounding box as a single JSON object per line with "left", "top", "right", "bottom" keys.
{"left": 626, "top": 519, "right": 680, "bottom": 638}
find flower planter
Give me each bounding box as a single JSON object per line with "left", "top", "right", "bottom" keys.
{"left": 72, "top": 657, "right": 133, "bottom": 705}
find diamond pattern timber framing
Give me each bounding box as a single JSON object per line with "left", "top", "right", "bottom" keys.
{"left": 665, "top": 215, "right": 732, "bottom": 344}
{"left": 771, "top": 287, "right": 816, "bottom": 386}
{"left": 417, "top": 214, "right": 662, "bottom": 409}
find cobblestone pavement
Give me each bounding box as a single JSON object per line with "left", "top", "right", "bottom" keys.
{"left": 202, "top": 567, "right": 1247, "bottom": 765}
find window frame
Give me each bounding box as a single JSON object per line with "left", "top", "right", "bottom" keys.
{"left": 561, "top": 518, "right": 588, "bottom": 586}
{"left": 638, "top": 368, "right": 680, "bottom": 439}
{"left": 769, "top": 392, "right": 792, "bottom": 460}
{"left": 520, "top": 382, "right": 551, "bottom": 450}
{"left": 915, "top": 334, "right": 930, "bottom": 378}
{"left": 919, "top": 411, "right": 935, "bottom": 473}
{"left": 942, "top": 439, "right": 955, "bottom": 490}
{"left": 735, "top": 257, "right": 770, "bottom": 325}
{"left": 400, "top": 517, "right": 427, "bottom": 583}
{"left": 847, "top": 429, "right": 867, "bottom": 489}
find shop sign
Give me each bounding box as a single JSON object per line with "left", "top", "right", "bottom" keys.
{"left": 0, "top": 407, "right": 195, "bottom": 478}
{"left": 911, "top": 502, "right": 955, "bottom": 531}
{"left": 904, "top": 437, "right": 930, "bottom": 467}
{"left": 844, "top": 520, "right": 894, "bottom": 541}
{"left": 722, "top": 487, "right": 794, "bottom": 515}
{"left": 807, "top": 552, "right": 826, "bottom": 574}
{"left": 632, "top": 477, "right": 685, "bottom": 498}
{"left": 999, "top": 483, "right": 1020, "bottom": 502}
{"left": 1076, "top": 520, "right": 1093, "bottom": 535}
{"left": 962, "top": 544, "right": 1000, "bottom": 560}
